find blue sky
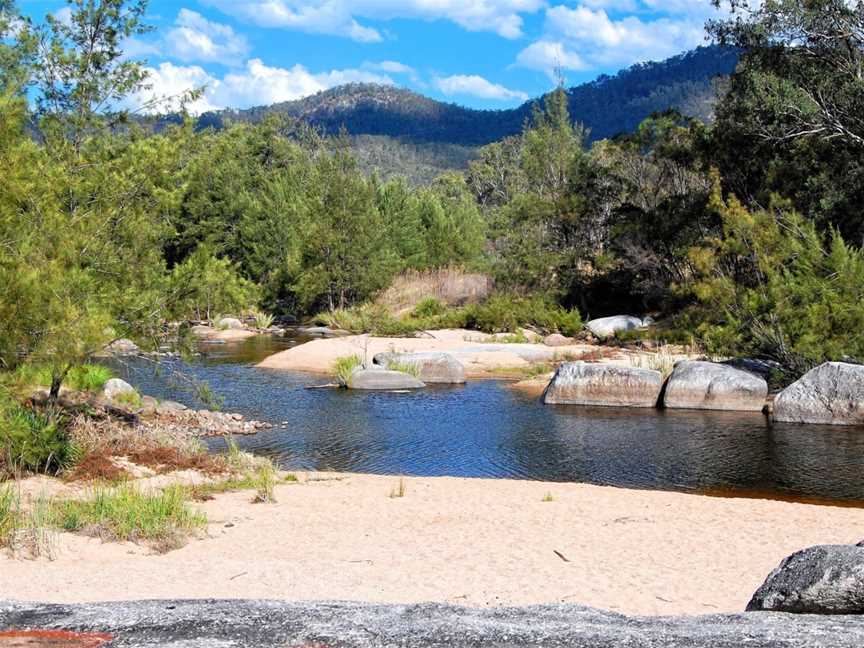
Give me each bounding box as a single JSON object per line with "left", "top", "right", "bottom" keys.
{"left": 18, "top": 1, "right": 729, "bottom": 112}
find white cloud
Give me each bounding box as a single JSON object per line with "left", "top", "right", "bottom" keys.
{"left": 201, "top": 0, "right": 545, "bottom": 42}
{"left": 132, "top": 59, "right": 394, "bottom": 114}
{"left": 516, "top": 1, "right": 723, "bottom": 75}
{"left": 364, "top": 60, "right": 415, "bottom": 75}
{"left": 434, "top": 75, "right": 528, "bottom": 102}
{"left": 164, "top": 9, "right": 249, "bottom": 65}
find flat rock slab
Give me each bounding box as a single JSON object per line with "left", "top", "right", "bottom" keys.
{"left": 349, "top": 368, "right": 425, "bottom": 390}
{"left": 773, "top": 362, "right": 864, "bottom": 426}
{"left": 748, "top": 544, "right": 864, "bottom": 614}
{"left": 664, "top": 361, "right": 768, "bottom": 412}
{"left": 544, "top": 362, "right": 663, "bottom": 408}
{"left": 2, "top": 600, "right": 864, "bottom": 648}
{"left": 374, "top": 352, "right": 466, "bottom": 384}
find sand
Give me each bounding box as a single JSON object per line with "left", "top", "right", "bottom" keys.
{"left": 3, "top": 472, "right": 863, "bottom": 617}
{"left": 257, "top": 329, "right": 687, "bottom": 377}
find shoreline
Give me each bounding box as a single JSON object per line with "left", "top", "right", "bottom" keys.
{"left": 3, "top": 471, "right": 863, "bottom": 617}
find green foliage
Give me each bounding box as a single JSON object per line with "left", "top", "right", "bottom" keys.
{"left": 688, "top": 180, "right": 864, "bottom": 373}
{"left": 251, "top": 310, "right": 275, "bottom": 330}
{"left": 112, "top": 390, "right": 142, "bottom": 409}
{"left": 0, "top": 395, "right": 78, "bottom": 475}
{"left": 168, "top": 246, "right": 260, "bottom": 322}
{"left": 52, "top": 484, "right": 206, "bottom": 547}
{"left": 332, "top": 355, "right": 363, "bottom": 387}
{"left": 411, "top": 298, "right": 445, "bottom": 319}
{"left": 66, "top": 365, "right": 113, "bottom": 392}
{"left": 387, "top": 361, "right": 421, "bottom": 378}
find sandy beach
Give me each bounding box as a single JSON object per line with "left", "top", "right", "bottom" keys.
{"left": 3, "top": 472, "right": 862, "bottom": 616}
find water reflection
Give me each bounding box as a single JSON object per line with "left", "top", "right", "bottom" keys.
{"left": 108, "top": 336, "right": 864, "bottom": 502}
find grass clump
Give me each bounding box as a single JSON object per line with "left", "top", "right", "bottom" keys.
{"left": 112, "top": 390, "right": 142, "bottom": 409}
{"left": 333, "top": 354, "right": 363, "bottom": 387}
{"left": 542, "top": 492, "right": 555, "bottom": 502}
{"left": 389, "top": 477, "right": 406, "bottom": 499}
{"left": 386, "top": 360, "right": 421, "bottom": 378}
{"left": 53, "top": 484, "right": 206, "bottom": 551}
{"left": 252, "top": 310, "right": 275, "bottom": 330}
{"left": 0, "top": 395, "right": 80, "bottom": 476}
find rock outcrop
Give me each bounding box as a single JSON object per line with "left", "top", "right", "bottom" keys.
{"left": 349, "top": 368, "right": 425, "bottom": 391}
{"left": 3, "top": 599, "right": 864, "bottom": 648}
{"left": 586, "top": 316, "right": 644, "bottom": 340}
{"left": 544, "top": 362, "right": 663, "bottom": 408}
{"left": 747, "top": 544, "right": 864, "bottom": 614}
{"left": 544, "top": 333, "right": 575, "bottom": 347}
{"left": 663, "top": 361, "right": 768, "bottom": 412}
{"left": 773, "top": 362, "right": 864, "bottom": 426}
{"left": 218, "top": 317, "right": 245, "bottom": 330}
{"left": 102, "top": 339, "right": 140, "bottom": 356}
{"left": 374, "top": 352, "right": 465, "bottom": 384}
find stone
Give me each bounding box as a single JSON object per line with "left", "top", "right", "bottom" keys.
{"left": 723, "top": 358, "right": 783, "bottom": 380}
{"left": 747, "top": 544, "right": 864, "bottom": 614}
{"left": 102, "top": 378, "right": 136, "bottom": 400}
{"left": 349, "top": 368, "right": 425, "bottom": 391}
{"left": 585, "top": 315, "right": 644, "bottom": 340}
{"left": 773, "top": 362, "right": 864, "bottom": 426}
{"left": 374, "top": 352, "right": 465, "bottom": 384}
{"left": 103, "top": 339, "right": 139, "bottom": 356}
{"left": 2, "top": 599, "right": 864, "bottom": 648}
{"left": 190, "top": 325, "right": 216, "bottom": 338}
{"left": 663, "top": 361, "right": 768, "bottom": 412}
{"left": 139, "top": 396, "right": 158, "bottom": 416}
{"left": 218, "top": 317, "right": 244, "bottom": 330}
{"left": 298, "top": 326, "right": 352, "bottom": 338}
{"left": 544, "top": 362, "right": 663, "bottom": 408}
{"left": 544, "top": 333, "right": 575, "bottom": 347}
{"left": 155, "top": 400, "right": 188, "bottom": 416}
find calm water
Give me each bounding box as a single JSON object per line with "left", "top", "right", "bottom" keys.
{"left": 110, "top": 335, "right": 864, "bottom": 502}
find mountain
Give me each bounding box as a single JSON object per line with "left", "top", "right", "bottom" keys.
{"left": 198, "top": 46, "right": 738, "bottom": 148}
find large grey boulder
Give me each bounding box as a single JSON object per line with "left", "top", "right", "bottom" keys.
{"left": 544, "top": 362, "right": 663, "bottom": 408}
{"left": 748, "top": 544, "right": 864, "bottom": 614}
{"left": 103, "top": 338, "right": 140, "bottom": 356}
{"left": 586, "top": 315, "right": 644, "bottom": 340}
{"left": 102, "top": 378, "right": 136, "bottom": 400}
{"left": 3, "top": 599, "right": 864, "bottom": 648}
{"left": 349, "top": 367, "right": 425, "bottom": 391}
{"left": 218, "top": 317, "right": 245, "bottom": 330}
{"left": 664, "top": 361, "right": 768, "bottom": 412}
{"left": 773, "top": 362, "right": 864, "bottom": 426}
{"left": 374, "top": 352, "right": 465, "bottom": 384}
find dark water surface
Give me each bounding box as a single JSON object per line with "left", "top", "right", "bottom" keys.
{"left": 110, "top": 336, "right": 864, "bottom": 502}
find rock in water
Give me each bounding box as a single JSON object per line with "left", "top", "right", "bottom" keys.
{"left": 349, "top": 368, "right": 425, "bottom": 391}
{"left": 663, "top": 361, "right": 768, "bottom": 412}
{"left": 543, "top": 362, "right": 662, "bottom": 408}
{"left": 103, "top": 339, "right": 139, "bottom": 356}
{"left": 374, "top": 352, "right": 466, "bottom": 384}
{"left": 748, "top": 544, "right": 864, "bottom": 614}
{"left": 773, "top": 362, "right": 864, "bottom": 426}
{"left": 218, "top": 317, "right": 244, "bottom": 330}
{"left": 586, "top": 315, "right": 644, "bottom": 340}
{"left": 102, "top": 378, "right": 136, "bottom": 400}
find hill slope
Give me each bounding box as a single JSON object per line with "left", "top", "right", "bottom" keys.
{"left": 199, "top": 46, "right": 738, "bottom": 147}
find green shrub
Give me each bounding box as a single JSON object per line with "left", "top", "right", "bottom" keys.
{"left": 0, "top": 397, "right": 79, "bottom": 475}
{"left": 333, "top": 355, "right": 363, "bottom": 386}
{"left": 387, "top": 360, "right": 421, "bottom": 378}
{"left": 412, "top": 297, "right": 446, "bottom": 319}
{"left": 66, "top": 364, "right": 114, "bottom": 392}
{"left": 113, "top": 390, "right": 142, "bottom": 409}
{"left": 252, "top": 310, "right": 275, "bottom": 330}
{"left": 53, "top": 484, "right": 206, "bottom": 546}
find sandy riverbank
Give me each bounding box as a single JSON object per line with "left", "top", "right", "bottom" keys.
{"left": 257, "top": 329, "right": 691, "bottom": 377}
{"left": 3, "top": 472, "right": 862, "bottom": 616}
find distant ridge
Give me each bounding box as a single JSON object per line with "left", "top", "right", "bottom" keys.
{"left": 193, "top": 46, "right": 738, "bottom": 146}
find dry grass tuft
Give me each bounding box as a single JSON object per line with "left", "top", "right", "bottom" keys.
{"left": 375, "top": 268, "right": 493, "bottom": 316}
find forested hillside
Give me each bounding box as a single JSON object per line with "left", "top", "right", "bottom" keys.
{"left": 197, "top": 46, "right": 738, "bottom": 147}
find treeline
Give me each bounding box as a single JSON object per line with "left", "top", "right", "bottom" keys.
{"left": 1, "top": 0, "right": 863, "bottom": 394}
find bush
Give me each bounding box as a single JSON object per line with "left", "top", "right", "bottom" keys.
{"left": 52, "top": 484, "right": 206, "bottom": 550}
{"left": 0, "top": 396, "right": 79, "bottom": 475}
{"left": 66, "top": 364, "right": 114, "bottom": 392}
{"left": 464, "top": 295, "right": 583, "bottom": 336}
{"left": 332, "top": 355, "right": 363, "bottom": 387}
{"left": 411, "top": 297, "right": 446, "bottom": 319}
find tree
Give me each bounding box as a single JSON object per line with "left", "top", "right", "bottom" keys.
{"left": 688, "top": 175, "right": 864, "bottom": 376}
{"left": 32, "top": 0, "right": 153, "bottom": 147}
